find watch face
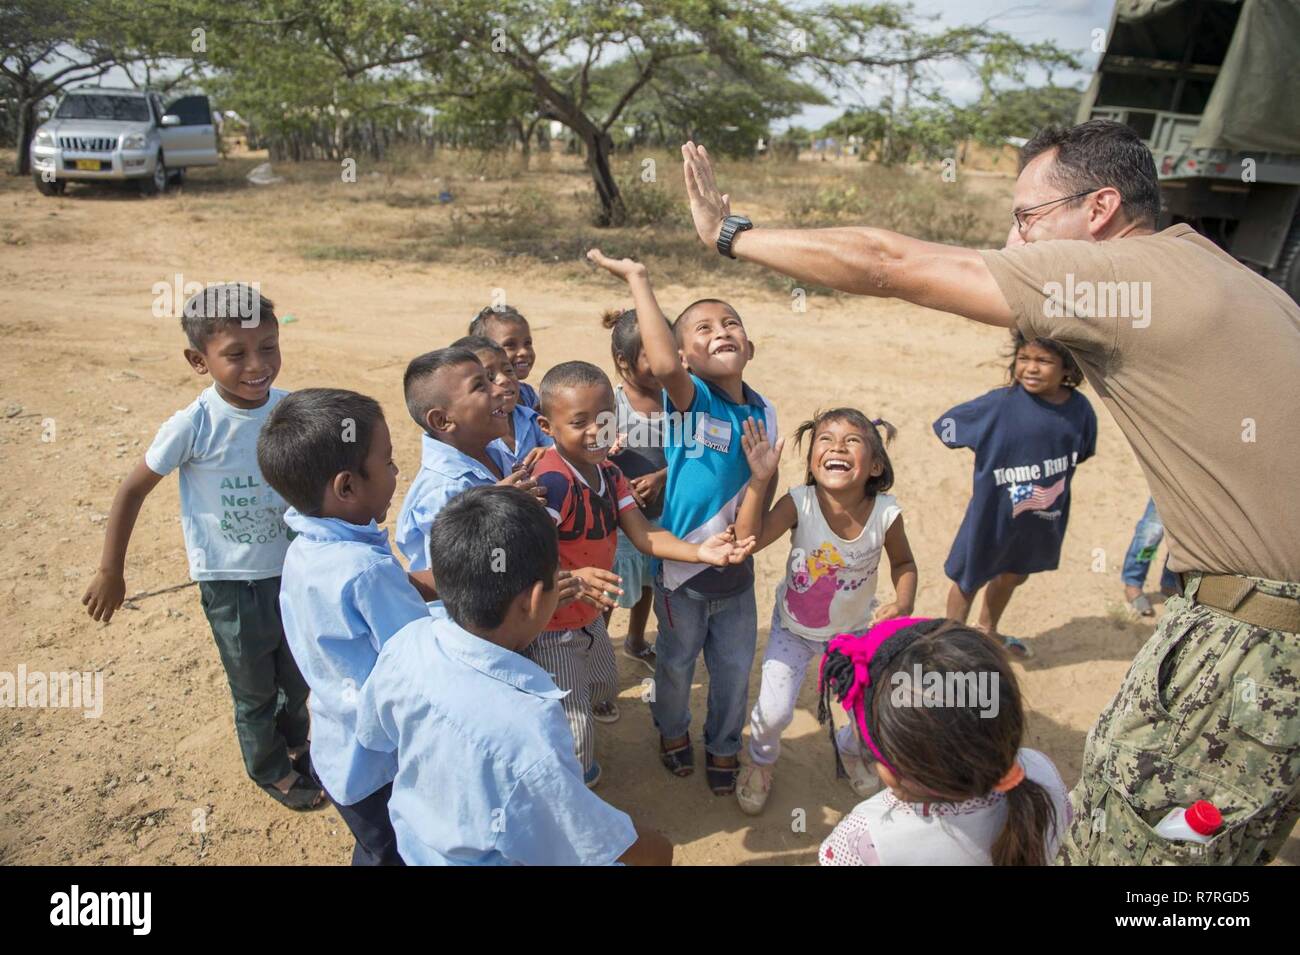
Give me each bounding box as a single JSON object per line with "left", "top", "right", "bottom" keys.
{"left": 729, "top": 215, "right": 752, "bottom": 228}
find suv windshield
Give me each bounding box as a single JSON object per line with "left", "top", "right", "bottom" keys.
{"left": 55, "top": 95, "right": 151, "bottom": 122}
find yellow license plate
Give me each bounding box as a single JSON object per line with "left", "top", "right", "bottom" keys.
{"left": 74, "top": 159, "right": 102, "bottom": 171}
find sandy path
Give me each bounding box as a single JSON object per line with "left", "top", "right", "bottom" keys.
{"left": 0, "top": 172, "right": 1292, "bottom": 865}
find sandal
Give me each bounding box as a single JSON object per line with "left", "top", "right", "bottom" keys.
{"left": 706, "top": 753, "right": 741, "bottom": 796}
{"left": 592, "top": 700, "right": 620, "bottom": 724}
{"left": 1127, "top": 593, "right": 1155, "bottom": 617}
{"left": 623, "top": 643, "right": 656, "bottom": 674}
{"left": 261, "top": 773, "right": 325, "bottom": 812}
{"left": 1002, "top": 635, "right": 1035, "bottom": 660}
{"left": 659, "top": 735, "right": 694, "bottom": 777}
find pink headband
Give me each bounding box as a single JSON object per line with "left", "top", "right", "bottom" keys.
{"left": 818, "top": 617, "right": 932, "bottom": 774}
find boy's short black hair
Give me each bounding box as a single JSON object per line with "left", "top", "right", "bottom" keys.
{"left": 428, "top": 485, "right": 559, "bottom": 631}
{"left": 257, "top": 388, "right": 384, "bottom": 515}
{"left": 181, "top": 283, "right": 277, "bottom": 351}
{"left": 671, "top": 298, "right": 742, "bottom": 341}
{"left": 451, "top": 335, "right": 508, "bottom": 361}
{"left": 467, "top": 305, "right": 529, "bottom": 337}
{"left": 403, "top": 346, "right": 481, "bottom": 434}
{"left": 538, "top": 360, "right": 611, "bottom": 417}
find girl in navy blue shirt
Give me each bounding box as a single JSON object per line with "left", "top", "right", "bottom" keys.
{"left": 933, "top": 333, "right": 1096, "bottom": 658}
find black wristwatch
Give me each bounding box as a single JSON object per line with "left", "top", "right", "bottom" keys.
{"left": 716, "top": 215, "right": 754, "bottom": 259}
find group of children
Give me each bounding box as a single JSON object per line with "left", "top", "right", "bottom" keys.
{"left": 81, "top": 252, "right": 1099, "bottom": 865}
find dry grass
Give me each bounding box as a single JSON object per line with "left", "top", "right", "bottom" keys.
{"left": 0, "top": 144, "right": 1009, "bottom": 297}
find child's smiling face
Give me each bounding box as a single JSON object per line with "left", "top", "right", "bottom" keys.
{"left": 486, "top": 317, "right": 535, "bottom": 383}
{"left": 539, "top": 381, "right": 616, "bottom": 472}
{"left": 810, "top": 417, "right": 881, "bottom": 493}
{"left": 186, "top": 321, "right": 281, "bottom": 408}
{"left": 677, "top": 301, "right": 752, "bottom": 382}
{"left": 433, "top": 359, "right": 512, "bottom": 448}
{"left": 472, "top": 347, "right": 519, "bottom": 416}
{"left": 352, "top": 416, "right": 400, "bottom": 524}
{"left": 1014, "top": 341, "right": 1068, "bottom": 397}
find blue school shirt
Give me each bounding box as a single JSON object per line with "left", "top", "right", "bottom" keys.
{"left": 487, "top": 403, "right": 553, "bottom": 475}
{"left": 356, "top": 614, "right": 639, "bottom": 866}
{"left": 396, "top": 434, "right": 499, "bottom": 572}
{"left": 934, "top": 384, "right": 1097, "bottom": 593}
{"left": 144, "top": 385, "right": 290, "bottom": 581}
{"left": 517, "top": 381, "right": 540, "bottom": 411}
{"left": 278, "top": 509, "right": 430, "bottom": 804}
{"left": 658, "top": 372, "right": 776, "bottom": 597}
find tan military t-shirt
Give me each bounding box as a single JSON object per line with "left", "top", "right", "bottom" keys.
{"left": 980, "top": 224, "right": 1300, "bottom": 581}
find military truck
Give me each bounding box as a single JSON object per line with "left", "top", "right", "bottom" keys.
{"left": 1079, "top": 0, "right": 1300, "bottom": 302}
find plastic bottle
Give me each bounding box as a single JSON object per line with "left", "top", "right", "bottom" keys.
{"left": 1153, "top": 800, "right": 1223, "bottom": 844}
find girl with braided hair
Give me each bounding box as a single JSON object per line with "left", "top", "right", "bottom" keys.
{"left": 817, "top": 618, "right": 1069, "bottom": 865}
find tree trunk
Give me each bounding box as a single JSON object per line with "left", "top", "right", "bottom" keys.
{"left": 14, "top": 98, "right": 37, "bottom": 176}
{"left": 581, "top": 128, "right": 624, "bottom": 226}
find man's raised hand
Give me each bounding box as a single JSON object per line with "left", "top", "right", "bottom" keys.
{"left": 681, "top": 142, "right": 732, "bottom": 249}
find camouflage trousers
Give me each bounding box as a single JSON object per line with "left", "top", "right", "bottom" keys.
{"left": 1061, "top": 573, "right": 1300, "bottom": 865}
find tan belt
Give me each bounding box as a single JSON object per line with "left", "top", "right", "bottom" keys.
{"left": 1192, "top": 573, "right": 1300, "bottom": 633}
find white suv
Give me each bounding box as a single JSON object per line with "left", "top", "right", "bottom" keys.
{"left": 30, "top": 87, "right": 220, "bottom": 196}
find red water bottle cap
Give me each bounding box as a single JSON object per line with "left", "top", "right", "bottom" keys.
{"left": 1186, "top": 800, "right": 1222, "bottom": 836}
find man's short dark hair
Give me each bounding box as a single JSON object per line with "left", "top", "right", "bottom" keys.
{"left": 403, "top": 346, "right": 481, "bottom": 434}
{"left": 257, "top": 388, "right": 383, "bottom": 515}
{"left": 1020, "top": 120, "right": 1161, "bottom": 228}
{"left": 538, "top": 360, "right": 611, "bottom": 417}
{"left": 428, "top": 485, "right": 559, "bottom": 631}
{"left": 181, "top": 282, "right": 277, "bottom": 350}
{"left": 467, "top": 305, "right": 529, "bottom": 337}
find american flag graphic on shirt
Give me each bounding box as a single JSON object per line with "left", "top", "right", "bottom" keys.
{"left": 1008, "top": 477, "right": 1066, "bottom": 518}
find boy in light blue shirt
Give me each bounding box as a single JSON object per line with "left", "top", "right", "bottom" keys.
{"left": 258, "top": 387, "right": 431, "bottom": 865}
{"left": 394, "top": 347, "right": 545, "bottom": 583}
{"left": 357, "top": 485, "right": 673, "bottom": 866}
{"left": 82, "top": 284, "right": 323, "bottom": 812}
{"left": 450, "top": 335, "right": 552, "bottom": 475}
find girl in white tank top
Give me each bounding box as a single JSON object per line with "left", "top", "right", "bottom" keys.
{"left": 731, "top": 409, "right": 919, "bottom": 816}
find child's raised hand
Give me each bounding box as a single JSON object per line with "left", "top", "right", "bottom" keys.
{"left": 586, "top": 248, "right": 647, "bottom": 283}
{"left": 82, "top": 569, "right": 126, "bottom": 623}
{"left": 697, "top": 532, "right": 758, "bottom": 566}
{"left": 740, "top": 417, "right": 783, "bottom": 482}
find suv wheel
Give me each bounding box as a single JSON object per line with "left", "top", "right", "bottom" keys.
{"left": 140, "top": 154, "right": 168, "bottom": 196}
{"left": 33, "top": 174, "right": 66, "bottom": 197}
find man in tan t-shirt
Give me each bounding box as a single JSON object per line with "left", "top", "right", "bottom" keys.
{"left": 680, "top": 120, "right": 1300, "bottom": 865}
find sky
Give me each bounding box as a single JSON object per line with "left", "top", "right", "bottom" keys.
{"left": 782, "top": 0, "right": 1113, "bottom": 131}
{"left": 73, "top": 0, "right": 1116, "bottom": 132}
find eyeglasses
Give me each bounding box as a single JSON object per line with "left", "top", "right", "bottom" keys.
{"left": 1012, "top": 189, "right": 1098, "bottom": 234}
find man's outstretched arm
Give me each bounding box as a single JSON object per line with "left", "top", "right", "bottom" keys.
{"left": 681, "top": 142, "right": 1015, "bottom": 328}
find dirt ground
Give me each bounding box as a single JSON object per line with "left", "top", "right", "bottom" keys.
{"left": 1, "top": 154, "right": 1293, "bottom": 866}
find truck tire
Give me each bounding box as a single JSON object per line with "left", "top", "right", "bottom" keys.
{"left": 139, "top": 154, "right": 168, "bottom": 196}
{"left": 33, "top": 174, "right": 66, "bottom": 196}
{"left": 1273, "top": 215, "right": 1300, "bottom": 306}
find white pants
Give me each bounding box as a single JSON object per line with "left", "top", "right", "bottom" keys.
{"left": 747, "top": 606, "right": 862, "bottom": 766}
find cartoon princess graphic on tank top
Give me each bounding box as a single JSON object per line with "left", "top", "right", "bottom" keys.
{"left": 783, "top": 542, "right": 847, "bottom": 629}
